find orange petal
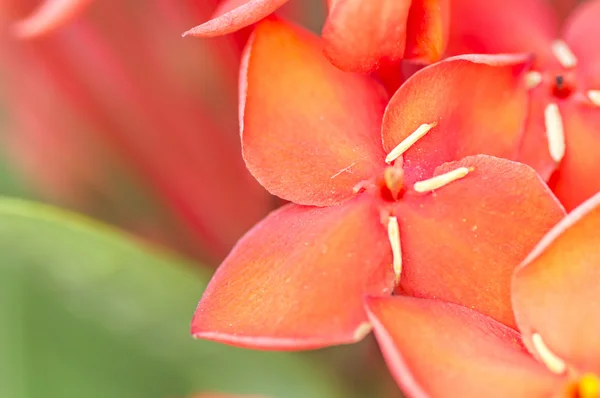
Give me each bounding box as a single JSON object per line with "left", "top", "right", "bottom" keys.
{"left": 366, "top": 296, "right": 560, "bottom": 397}
{"left": 322, "top": 0, "right": 412, "bottom": 72}
{"left": 549, "top": 101, "right": 600, "bottom": 211}
{"left": 395, "top": 155, "right": 565, "bottom": 328}
{"left": 515, "top": 89, "right": 557, "bottom": 182}
{"left": 382, "top": 55, "right": 531, "bottom": 184}
{"left": 241, "top": 19, "right": 388, "bottom": 206}
{"left": 404, "top": 0, "right": 449, "bottom": 64}
{"left": 513, "top": 193, "right": 600, "bottom": 374}
{"left": 191, "top": 195, "right": 395, "bottom": 350}
{"left": 182, "top": 0, "right": 289, "bottom": 37}
{"left": 12, "top": 0, "right": 92, "bottom": 38}
{"left": 563, "top": 0, "right": 600, "bottom": 88}
{"left": 445, "top": 0, "right": 557, "bottom": 67}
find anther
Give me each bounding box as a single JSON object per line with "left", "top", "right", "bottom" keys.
{"left": 413, "top": 167, "right": 473, "bottom": 193}
{"left": 551, "top": 40, "right": 578, "bottom": 69}
{"left": 588, "top": 90, "right": 600, "bottom": 107}
{"left": 353, "top": 322, "right": 373, "bottom": 341}
{"left": 544, "top": 103, "right": 565, "bottom": 163}
{"left": 525, "top": 71, "right": 543, "bottom": 89}
{"left": 387, "top": 216, "right": 402, "bottom": 284}
{"left": 385, "top": 122, "right": 437, "bottom": 164}
{"left": 531, "top": 333, "right": 567, "bottom": 374}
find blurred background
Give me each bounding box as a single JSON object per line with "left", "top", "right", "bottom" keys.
{"left": 0, "top": 0, "right": 585, "bottom": 397}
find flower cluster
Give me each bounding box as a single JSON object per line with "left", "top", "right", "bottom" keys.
{"left": 8, "top": 0, "right": 600, "bottom": 396}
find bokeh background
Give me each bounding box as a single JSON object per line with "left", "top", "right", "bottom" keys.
{"left": 0, "top": 0, "right": 586, "bottom": 397}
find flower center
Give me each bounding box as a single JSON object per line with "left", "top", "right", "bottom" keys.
{"left": 551, "top": 73, "right": 576, "bottom": 99}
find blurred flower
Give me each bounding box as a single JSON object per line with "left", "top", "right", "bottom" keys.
{"left": 190, "top": 19, "right": 565, "bottom": 350}
{"left": 184, "top": 0, "right": 450, "bottom": 72}
{"left": 9, "top": 0, "right": 91, "bottom": 38}
{"left": 365, "top": 191, "right": 600, "bottom": 397}
{"left": 0, "top": 0, "right": 272, "bottom": 262}
{"left": 446, "top": 0, "right": 600, "bottom": 211}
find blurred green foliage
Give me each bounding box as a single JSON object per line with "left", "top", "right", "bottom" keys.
{"left": 0, "top": 198, "right": 344, "bottom": 398}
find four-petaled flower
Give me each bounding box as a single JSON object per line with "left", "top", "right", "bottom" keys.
{"left": 446, "top": 0, "right": 600, "bottom": 211}
{"left": 366, "top": 192, "right": 600, "bottom": 397}
{"left": 190, "top": 18, "right": 565, "bottom": 350}
{"left": 184, "top": 0, "right": 449, "bottom": 72}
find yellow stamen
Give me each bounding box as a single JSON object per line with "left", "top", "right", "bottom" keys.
{"left": 531, "top": 333, "right": 567, "bottom": 374}
{"left": 385, "top": 122, "right": 437, "bottom": 164}
{"left": 544, "top": 103, "right": 565, "bottom": 163}
{"left": 551, "top": 40, "right": 578, "bottom": 69}
{"left": 413, "top": 167, "right": 472, "bottom": 193}
{"left": 587, "top": 90, "right": 600, "bottom": 107}
{"left": 387, "top": 216, "right": 402, "bottom": 283}
{"left": 577, "top": 373, "right": 600, "bottom": 398}
{"left": 525, "top": 71, "right": 543, "bottom": 89}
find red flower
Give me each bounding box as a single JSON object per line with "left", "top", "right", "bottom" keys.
{"left": 190, "top": 19, "right": 565, "bottom": 350}
{"left": 446, "top": 0, "right": 600, "bottom": 211}
{"left": 1, "top": 1, "right": 270, "bottom": 261}
{"left": 5, "top": 0, "right": 91, "bottom": 38}
{"left": 183, "top": 0, "right": 450, "bottom": 72}
{"left": 366, "top": 192, "right": 600, "bottom": 397}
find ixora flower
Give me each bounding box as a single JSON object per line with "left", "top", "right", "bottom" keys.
{"left": 446, "top": 0, "right": 600, "bottom": 211}
{"left": 190, "top": 18, "right": 566, "bottom": 350}
{"left": 183, "top": 0, "right": 449, "bottom": 72}
{"left": 365, "top": 192, "right": 600, "bottom": 398}
{"left": 0, "top": 0, "right": 270, "bottom": 261}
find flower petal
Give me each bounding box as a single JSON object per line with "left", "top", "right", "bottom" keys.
{"left": 365, "top": 296, "right": 559, "bottom": 398}
{"left": 382, "top": 55, "right": 531, "bottom": 184}
{"left": 396, "top": 155, "right": 565, "bottom": 328}
{"left": 404, "top": 0, "right": 449, "bottom": 64}
{"left": 191, "top": 195, "right": 395, "bottom": 350}
{"left": 445, "top": 0, "right": 557, "bottom": 67}
{"left": 563, "top": 0, "right": 600, "bottom": 88}
{"left": 12, "top": 0, "right": 92, "bottom": 38}
{"left": 322, "top": 0, "right": 412, "bottom": 72}
{"left": 241, "top": 19, "right": 388, "bottom": 206}
{"left": 514, "top": 90, "right": 557, "bottom": 182}
{"left": 513, "top": 192, "right": 600, "bottom": 374}
{"left": 549, "top": 101, "right": 600, "bottom": 211}
{"left": 182, "top": 0, "right": 289, "bottom": 37}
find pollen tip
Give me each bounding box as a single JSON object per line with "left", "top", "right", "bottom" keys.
{"left": 352, "top": 322, "right": 373, "bottom": 341}
{"left": 551, "top": 40, "right": 578, "bottom": 69}
{"left": 387, "top": 216, "right": 402, "bottom": 283}
{"left": 531, "top": 333, "right": 567, "bottom": 374}
{"left": 544, "top": 103, "right": 565, "bottom": 163}
{"left": 385, "top": 122, "right": 436, "bottom": 164}
{"left": 525, "top": 71, "right": 543, "bottom": 89}
{"left": 413, "top": 166, "right": 471, "bottom": 193}
{"left": 587, "top": 90, "right": 600, "bottom": 107}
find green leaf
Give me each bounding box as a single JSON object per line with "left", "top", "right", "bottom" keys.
{"left": 0, "top": 198, "right": 342, "bottom": 398}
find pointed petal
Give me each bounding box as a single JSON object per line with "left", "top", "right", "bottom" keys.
{"left": 396, "top": 155, "right": 565, "bottom": 328}
{"left": 191, "top": 195, "right": 396, "bottom": 350}
{"left": 241, "top": 19, "right": 388, "bottom": 206}
{"left": 12, "top": 0, "right": 92, "bottom": 38}
{"left": 514, "top": 90, "right": 557, "bottom": 182}
{"left": 549, "top": 101, "right": 600, "bottom": 211}
{"left": 513, "top": 193, "right": 600, "bottom": 374}
{"left": 366, "top": 296, "right": 559, "bottom": 398}
{"left": 445, "top": 0, "right": 557, "bottom": 66}
{"left": 404, "top": 0, "right": 449, "bottom": 64}
{"left": 382, "top": 55, "right": 531, "bottom": 184}
{"left": 322, "top": 0, "right": 412, "bottom": 72}
{"left": 563, "top": 0, "right": 600, "bottom": 88}
{"left": 182, "top": 0, "right": 289, "bottom": 37}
